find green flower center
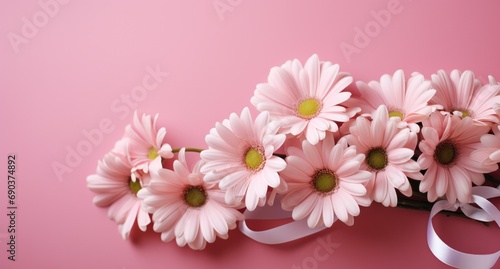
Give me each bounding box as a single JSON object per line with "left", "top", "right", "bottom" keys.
{"left": 129, "top": 178, "right": 142, "bottom": 195}
{"left": 148, "top": 147, "right": 159, "bottom": 160}
{"left": 312, "top": 169, "right": 337, "bottom": 193}
{"left": 389, "top": 110, "right": 404, "bottom": 120}
{"left": 434, "top": 140, "right": 457, "bottom": 165}
{"left": 452, "top": 108, "right": 471, "bottom": 118}
{"left": 459, "top": 110, "right": 470, "bottom": 118}
{"left": 297, "top": 98, "right": 321, "bottom": 119}
{"left": 366, "top": 147, "right": 388, "bottom": 170}
{"left": 244, "top": 147, "right": 265, "bottom": 170}
{"left": 184, "top": 186, "right": 207, "bottom": 207}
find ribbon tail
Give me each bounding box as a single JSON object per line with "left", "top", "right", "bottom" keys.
{"left": 239, "top": 197, "right": 330, "bottom": 244}
{"left": 427, "top": 187, "right": 500, "bottom": 269}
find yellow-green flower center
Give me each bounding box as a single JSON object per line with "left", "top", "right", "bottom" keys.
{"left": 129, "top": 178, "right": 142, "bottom": 195}
{"left": 297, "top": 98, "right": 321, "bottom": 119}
{"left": 389, "top": 110, "right": 404, "bottom": 120}
{"left": 459, "top": 110, "right": 470, "bottom": 118}
{"left": 434, "top": 140, "right": 457, "bottom": 165}
{"left": 244, "top": 147, "right": 265, "bottom": 170}
{"left": 452, "top": 108, "right": 471, "bottom": 118}
{"left": 366, "top": 147, "right": 388, "bottom": 170}
{"left": 184, "top": 186, "right": 207, "bottom": 207}
{"left": 148, "top": 147, "right": 159, "bottom": 160}
{"left": 312, "top": 169, "right": 337, "bottom": 193}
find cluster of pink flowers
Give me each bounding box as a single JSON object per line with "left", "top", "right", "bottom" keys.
{"left": 87, "top": 112, "right": 243, "bottom": 249}
{"left": 87, "top": 54, "right": 500, "bottom": 250}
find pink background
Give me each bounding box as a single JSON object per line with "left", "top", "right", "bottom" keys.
{"left": 1, "top": 0, "right": 500, "bottom": 268}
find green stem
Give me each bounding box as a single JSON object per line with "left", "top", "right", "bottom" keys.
{"left": 170, "top": 149, "right": 288, "bottom": 157}
{"left": 484, "top": 173, "right": 500, "bottom": 185}
{"left": 396, "top": 197, "right": 488, "bottom": 226}
{"left": 411, "top": 190, "right": 428, "bottom": 200}
{"left": 273, "top": 153, "right": 287, "bottom": 159}
{"left": 172, "top": 147, "right": 204, "bottom": 153}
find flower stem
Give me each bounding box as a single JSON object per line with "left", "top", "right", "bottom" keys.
{"left": 411, "top": 190, "right": 428, "bottom": 200}
{"left": 484, "top": 173, "right": 500, "bottom": 185}
{"left": 172, "top": 147, "right": 204, "bottom": 153}
{"left": 396, "top": 196, "right": 488, "bottom": 226}
{"left": 273, "top": 153, "right": 287, "bottom": 159}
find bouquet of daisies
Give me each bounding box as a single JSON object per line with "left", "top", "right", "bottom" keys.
{"left": 87, "top": 55, "right": 500, "bottom": 258}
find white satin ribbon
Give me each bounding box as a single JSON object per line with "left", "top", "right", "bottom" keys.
{"left": 427, "top": 186, "right": 500, "bottom": 269}
{"left": 239, "top": 187, "right": 500, "bottom": 268}
{"left": 239, "top": 199, "right": 330, "bottom": 244}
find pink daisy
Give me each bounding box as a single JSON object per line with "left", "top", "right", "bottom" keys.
{"left": 280, "top": 135, "right": 372, "bottom": 227}
{"left": 347, "top": 105, "right": 423, "bottom": 207}
{"left": 86, "top": 151, "right": 151, "bottom": 239}
{"left": 123, "top": 111, "right": 174, "bottom": 177}
{"left": 417, "top": 112, "right": 498, "bottom": 203}
{"left": 200, "top": 107, "right": 287, "bottom": 210}
{"left": 472, "top": 125, "right": 500, "bottom": 166}
{"left": 251, "top": 54, "right": 359, "bottom": 145}
{"left": 138, "top": 149, "right": 244, "bottom": 250}
{"left": 348, "top": 70, "right": 436, "bottom": 132}
{"left": 431, "top": 70, "right": 500, "bottom": 126}
{"left": 487, "top": 75, "right": 500, "bottom": 115}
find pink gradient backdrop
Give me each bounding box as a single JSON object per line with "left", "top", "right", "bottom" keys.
{"left": 1, "top": 0, "right": 500, "bottom": 268}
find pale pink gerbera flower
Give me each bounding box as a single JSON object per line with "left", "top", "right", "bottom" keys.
{"left": 138, "top": 149, "right": 243, "bottom": 250}
{"left": 487, "top": 75, "right": 500, "bottom": 115}
{"left": 431, "top": 70, "right": 500, "bottom": 126}
{"left": 200, "top": 107, "right": 287, "bottom": 211}
{"left": 472, "top": 125, "right": 500, "bottom": 166}
{"left": 417, "top": 112, "right": 498, "bottom": 204}
{"left": 347, "top": 105, "right": 423, "bottom": 207}
{"left": 281, "top": 135, "right": 372, "bottom": 227}
{"left": 348, "top": 70, "right": 436, "bottom": 132}
{"left": 122, "top": 111, "right": 174, "bottom": 177}
{"left": 251, "top": 54, "right": 359, "bottom": 145}
{"left": 87, "top": 151, "right": 150, "bottom": 239}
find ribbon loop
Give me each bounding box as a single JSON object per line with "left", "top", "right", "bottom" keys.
{"left": 427, "top": 186, "right": 500, "bottom": 269}
{"left": 239, "top": 199, "right": 329, "bottom": 244}
{"left": 239, "top": 186, "right": 500, "bottom": 268}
